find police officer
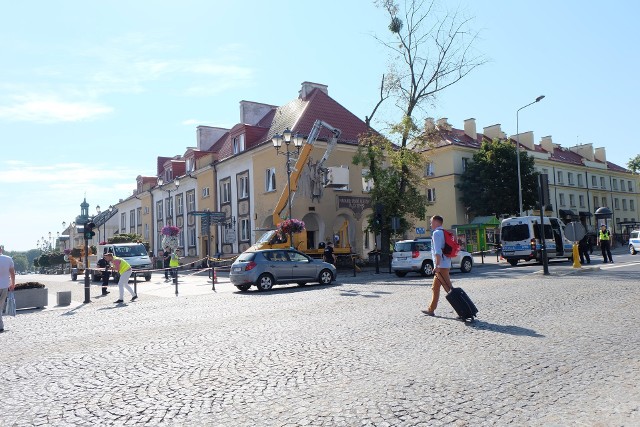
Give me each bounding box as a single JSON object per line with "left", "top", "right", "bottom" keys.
{"left": 598, "top": 224, "right": 613, "bottom": 263}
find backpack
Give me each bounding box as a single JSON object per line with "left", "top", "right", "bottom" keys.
{"left": 442, "top": 230, "right": 460, "bottom": 258}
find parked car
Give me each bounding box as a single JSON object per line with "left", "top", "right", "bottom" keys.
{"left": 391, "top": 238, "right": 474, "bottom": 277}
{"left": 229, "top": 248, "right": 337, "bottom": 291}
{"left": 629, "top": 230, "right": 640, "bottom": 255}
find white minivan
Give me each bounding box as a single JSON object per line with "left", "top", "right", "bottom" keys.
{"left": 629, "top": 230, "right": 640, "bottom": 255}
{"left": 500, "top": 216, "right": 573, "bottom": 266}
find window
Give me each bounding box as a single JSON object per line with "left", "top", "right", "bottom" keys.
{"left": 613, "top": 179, "right": 618, "bottom": 191}
{"left": 427, "top": 188, "right": 436, "bottom": 203}
{"left": 577, "top": 174, "right": 583, "bottom": 187}
{"left": 156, "top": 200, "right": 163, "bottom": 220}
{"left": 233, "top": 135, "right": 245, "bottom": 154}
{"left": 591, "top": 176, "right": 597, "bottom": 187}
{"left": 593, "top": 196, "right": 599, "bottom": 210}
{"left": 600, "top": 177, "right": 605, "bottom": 189}
{"left": 362, "top": 169, "right": 374, "bottom": 192}
{"left": 614, "top": 198, "right": 619, "bottom": 209}
{"left": 120, "top": 212, "right": 126, "bottom": 232}
{"left": 623, "top": 199, "right": 628, "bottom": 211}
{"left": 130, "top": 210, "right": 135, "bottom": 232}
{"left": 631, "top": 200, "right": 635, "bottom": 211}
{"left": 238, "top": 176, "right": 249, "bottom": 199}
{"left": 144, "top": 224, "right": 149, "bottom": 240}
{"left": 559, "top": 193, "right": 566, "bottom": 206}
{"left": 202, "top": 187, "right": 210, "bottom": 198}
{"left": 220, "top": 180, "right": 231, "bottom": 203}
{"left": 579, "top": 195, "right": 585, "bottom": 208}
{"left": 425, "top": 162, "right": 435, "bottom": 176}
{"left": 601, "top": 197, "right": 607, "bottom": 208}
{"left": 188, "top": 226, "right": 196, "bottom": 247}
{"left": 144, "top": 206, "right": 149, "bottom": 215}
{"left": 186, "top": 158, "right": 194, "bottom": 173}
{"left": 265, "top": 168, "right": 276, "bottom": 192}
{"left": 568, "top": 172, "right": 574, "bottom": 185}
{"left": 462, "top": 158, "right": 469, "bottom": 172}
{"left": 165, "top": 197, "right": 173, "bottom": 219}
{"left": 186, "top": 190, "right": 196, "bottom": 213}
{"left": 629, "top": 181, "right": 634, "bottom": 192}
{"left": 569, "top": 194, "right": 575, "bottom": 207}
{"left": 542, "top": 168, "right": 549, "bottom": 176}
{"left": 175, "top": 193, "right": 183, "bottom": 215}
{"left": 557, "top": 171, "right": 564, "bottom": 184}
{"left": 240, "top": 218, "right": 250, "bottom": 241}
{"left": 136, "top": 208, "right": 142, "bottom": 226}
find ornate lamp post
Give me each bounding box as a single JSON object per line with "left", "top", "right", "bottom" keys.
{"left": 516, "top": 95, "right": 545, "bottom": 216}
{"left": 272, "top": 128, "right": 304, "bottom": 247}
{"left": 75, "top": 198, "right": 92, "bottom": 304}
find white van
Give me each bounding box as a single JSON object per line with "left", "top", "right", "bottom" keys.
{"left": 500, "top": 216, "right": 573, "bottom": 266}
{"left": 91, "top": 243, "right": 153, "bottom": 282}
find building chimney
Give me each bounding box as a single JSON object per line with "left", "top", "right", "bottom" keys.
{"left": 540, "top": 135, "right": 555, "bottom": 154}
{"left": 483, "top": 124, "right": 503, "bottom": 140}
{"left": 569, "top": 143, "right": 594, "bottom": 162}
{"left": 299, "top": 81, "right": 328, "bottom": 100}
{"left": 197, "top": 126, "right": 229, "bottom": 151}
{"left": 594, "top": 147, "right": 607, "bottom": 163}
{"left": 511, "top": 131, "right": 535, "bottom": 150}
{"left": 436, "top": 117, "right": 451, "bottom": 131}
{"left": 239, "top": 101, "right": 275, "bottom": 126}
{"left": 424, "top": 117, "right": 435, "bottom": 131}
{"left": 463, "top": 118, "right": 476, "bottom": 139}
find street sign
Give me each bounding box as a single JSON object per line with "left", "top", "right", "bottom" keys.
{"left": 225, "top": 229, "right": 236, "bottom": 243}
{"left": 193, "top": 211, "right": 227, "bottom": 223}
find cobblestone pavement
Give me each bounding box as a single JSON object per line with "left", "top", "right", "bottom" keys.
{"left": 1, "top": 259, "right": 638, "bottom": 426}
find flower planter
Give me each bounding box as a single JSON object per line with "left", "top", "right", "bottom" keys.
{"left": 14, "top": 288, "right": 48, "bottom": 310}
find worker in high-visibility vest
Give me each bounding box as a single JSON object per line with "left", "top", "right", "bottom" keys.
{"left": 598, "top": 224, "right": 613, "bottom": 263}
{"left": 104, "top": 252, "right": 138, "bottom": 303}
{"left": 169, "top": 249, "right": 181, "bottom": 279}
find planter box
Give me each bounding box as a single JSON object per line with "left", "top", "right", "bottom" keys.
{"left": 14, "top": 288, "right": 48, "bottom": 310}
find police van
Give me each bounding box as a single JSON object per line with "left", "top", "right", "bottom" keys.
{"left": 500, "top": 216, "right": 573, "bottom": 266}
{"left": 629, "top": 230, "right": 640, "bottom": 255}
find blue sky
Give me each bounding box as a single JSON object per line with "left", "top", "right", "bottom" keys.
{"left": 2, "top": 0, "right": 638, "bottom": 252}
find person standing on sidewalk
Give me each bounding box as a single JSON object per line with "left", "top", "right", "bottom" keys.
{"left": 598, "top": 224, "right": 613, "bottom": 263}
{"left": 96, "top": 254, "right": 111, "bottom": 295}
{"left": 578, "top": 234, "right": 591, "bottom": 265}
{"left": 169, "top": 248, "right": 180, "bottom": 279}
{"left": 0, "top": 245, "right": 16, "bottom": 332}
{"left": 104, "top": 252, "right": 137, "bottom": 303}
{"left": 422, "top": 215, "right": 451, "bottom": 317}
{"left": 163, "top": 247, "right": 171, "bottom": 281}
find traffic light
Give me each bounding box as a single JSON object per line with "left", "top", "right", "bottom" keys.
{"left": 84, "top": 222, "right": 96, "bottom": 240}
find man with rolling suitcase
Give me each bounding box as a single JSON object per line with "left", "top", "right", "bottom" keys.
{"left": 421, "top": 215, "right": 477, "bottom": 320}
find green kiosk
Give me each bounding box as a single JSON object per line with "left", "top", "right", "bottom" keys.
{"left": 453, "top": 216, "right": 501, "bottom": 254}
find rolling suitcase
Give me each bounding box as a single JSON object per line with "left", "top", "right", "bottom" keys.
{"left": 446, "top": 287, "right": 478, "bottom": 321}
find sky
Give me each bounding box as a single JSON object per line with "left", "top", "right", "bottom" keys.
{"left": 1, "top": 0, "right": 639, "bottom": 252}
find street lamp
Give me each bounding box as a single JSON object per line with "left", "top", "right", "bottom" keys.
{"left": 272, "top": 128, "right": 305, "bottom": 247}
{"left": 96, "top": 205, "right": 102, "bottom": 242}
{"left": 516, "top": 95, "right": 545, "bottom": 216}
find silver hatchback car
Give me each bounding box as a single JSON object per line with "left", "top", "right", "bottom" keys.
{"left": 229, "top": 249, "right": 337, "bottom": 291}
{"left": 391, "top": 238, "right": 474, "bottom": 277}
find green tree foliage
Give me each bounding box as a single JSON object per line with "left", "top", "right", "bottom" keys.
{"left": 456, "top": 139, "right": 539, "bottom": 217}
{"left": 12, "top": 255, "right": 28, "bottom": 273}
{"left": 628, "top": 154, "right": 640, "bottom": 174}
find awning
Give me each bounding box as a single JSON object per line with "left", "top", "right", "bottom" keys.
{"left": 579, "top": 211, "right": 592, "bottom": 217}
{"left": 559, "top": 209, "right": 577, "bottom": 218}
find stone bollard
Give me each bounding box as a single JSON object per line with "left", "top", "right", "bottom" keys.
{"left": 57, "top": 291, "right": 72, "bottom": 306}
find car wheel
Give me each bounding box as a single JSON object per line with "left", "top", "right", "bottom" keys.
{"left": 508, "top": 259, "right": 518, "bottom": 267}
{"left": 318, "top": 269, "right": 333, "bottom": 285}
{"left": 256, "top": 274, "right": 274, "bottom": 291}
{"left": 145, "top": 274, "right": 152, "bottom": 281}
{"left": 631, "top": 245, "right": 637, "bottom": 255}
{"left": 394, "top": 271, "right": 407, "bottom": 277}
{"left": 235, "top": 284, "right": 251, "bottom": 292}
{"left": 421, "top": 261, "right": 434, "bottom": 277}
{"left": 460, "top": 257, "right": 473, "bottom": 273}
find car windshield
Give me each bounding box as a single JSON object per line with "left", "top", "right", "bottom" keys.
{"left": 114, "top": 245, "right": 147, "bottom": 257}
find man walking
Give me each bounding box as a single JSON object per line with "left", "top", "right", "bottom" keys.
{"left": 598, "top": 224, "right": 613, "bottom": 263}
{"left": 422, "top": 215, "right": 451, "bottom": 317}
{"left": 104, "top": 252, "right": 137, "bottom": 304}
{"left": 96, "top": 254, "right": 111, "bottom": 295}
{"left": 0, "top": 245, "right": 16, "bottom": 332}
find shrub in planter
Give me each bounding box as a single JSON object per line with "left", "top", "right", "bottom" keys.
{"left": 13, "top": 282, "right": 48, "bottom": 309}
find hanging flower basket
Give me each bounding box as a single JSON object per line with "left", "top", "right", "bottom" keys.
{"left": 162, "top": 235, "right": 179, "bottom": 250}
{"left": 161, "top": 225, "right": 180, "bottom": 236}
{"left": 277, "top": 219, "right": 306, "bottom": 235}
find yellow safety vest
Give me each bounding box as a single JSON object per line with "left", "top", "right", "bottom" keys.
{"left": 599, "top": 230, "right": 610, "bottom": 241}
{"left": 113, "top": 256, "right": 131, "bottom": 274}
{"left": 169, "top": 253, "right": 179, "bottom": 268}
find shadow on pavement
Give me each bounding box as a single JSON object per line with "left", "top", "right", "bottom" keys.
{"left": 467, "top": 320, "right": 545, "bottom": 338}
{"left": 60, "top": 303, "right": 87, "bottom": 316}
{"left": 234, "top": 282, "right": 341, "bottom": 296}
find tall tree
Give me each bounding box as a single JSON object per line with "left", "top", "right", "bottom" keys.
{"left": 356, "top": 0, "right": 485, "bottom": 257}
{"left": 456, "top": 139, "right": 539, "bottom": 217}
{"left": 628, "top": 154, "right": 640, "bottom": 174}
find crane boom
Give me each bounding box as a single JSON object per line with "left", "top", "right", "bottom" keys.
{"left": 272, "top": 120, "right": 342, "bottom": 225}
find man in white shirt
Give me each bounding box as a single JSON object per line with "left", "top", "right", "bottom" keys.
{"left": 0, "top": 245, "right": 16, "bottom": 332}
{"left": 422, "top": 215, "right": 452, "bottom": 316}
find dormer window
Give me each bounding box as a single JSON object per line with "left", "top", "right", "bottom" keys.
{"left": 233, "top": 134, "right": 245, "bottom": 154}
{"left": 186, "top": 158, "right": 194, "bottom": 173}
